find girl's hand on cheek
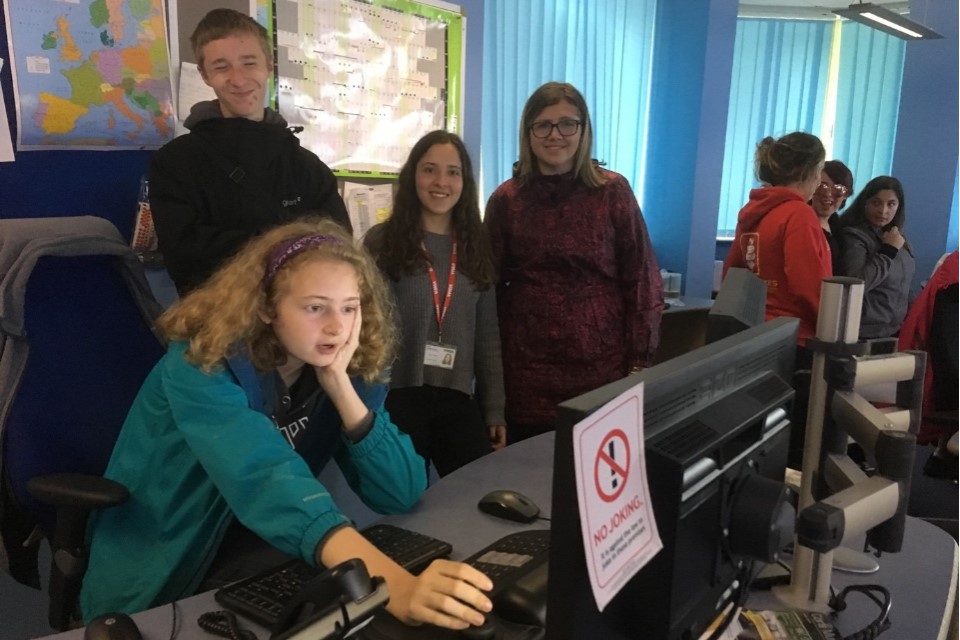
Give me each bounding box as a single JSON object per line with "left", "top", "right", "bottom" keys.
{"left": 315, "top": 307, "right": 361, "bottom": 391}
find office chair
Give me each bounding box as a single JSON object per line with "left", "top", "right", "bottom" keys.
{"left": 0, "top": 216, "right": 166, "bottom": 630}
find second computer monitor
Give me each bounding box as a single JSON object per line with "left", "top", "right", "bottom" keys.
{"left": 546, "top": 317, "right": 799, "bottom": 640}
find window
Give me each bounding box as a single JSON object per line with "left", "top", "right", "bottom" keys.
{"left": 480, "top": 0, "right": 657, "bottom": 203}
{"left": 717, "top": 18, "right": 905, "bottom": 238}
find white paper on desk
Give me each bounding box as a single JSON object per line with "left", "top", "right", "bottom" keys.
{"left": 343, "top": 182, "right": 393, "bottom": 239}
{"left": 177, "top": 62, "right": 217, "bottom": 122}
{"left": 572, "top": 381, "right": 662, "bottom": 612}
{"left": 0, "top": 60, "right": 14, "bottom": 162}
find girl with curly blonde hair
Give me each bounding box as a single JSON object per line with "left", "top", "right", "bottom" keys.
{"left": 159, "top": 218, "right": 396, "bottom": 380}
{"left": 82, "top": 218, "right": 497, "bottom": 631}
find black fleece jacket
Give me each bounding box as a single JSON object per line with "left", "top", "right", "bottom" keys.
{"left": 149, "top": 101, "right": 350, "bottom": 294}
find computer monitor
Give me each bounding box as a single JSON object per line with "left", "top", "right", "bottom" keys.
{"left": 706, "top": 267, "right": 767, "bottom": 343}
{"left": 546, "top": 317, "right": 800, "bottom": 640}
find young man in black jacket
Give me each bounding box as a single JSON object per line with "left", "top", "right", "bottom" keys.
{"left": 150, "top": 8, "right": 351, "bottom": 295}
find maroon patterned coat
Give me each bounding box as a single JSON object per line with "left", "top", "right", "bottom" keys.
{"left": 485, "top": 168, "right": 663, "bottom": 429}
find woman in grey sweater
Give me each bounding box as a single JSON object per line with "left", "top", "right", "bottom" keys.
{"left": 838, "top": 176, "right": 916, "bottom": 339}
{"left": 365, "top": 131, "right": 506, "bottom": 477}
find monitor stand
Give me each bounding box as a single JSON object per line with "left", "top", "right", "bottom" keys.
{"left": 832, "top": 546, "right": 879, "bottom": 574}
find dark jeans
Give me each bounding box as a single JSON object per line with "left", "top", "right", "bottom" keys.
{"left": 385, "top": 386, "right": 492, "bottom": 478}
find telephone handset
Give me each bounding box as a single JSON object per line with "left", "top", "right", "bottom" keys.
{"left": 271, "top": 558, "right": 389, "bottom": 640}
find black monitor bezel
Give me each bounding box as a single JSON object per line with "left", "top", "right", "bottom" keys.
{"left": 546, "top": 316, "right": 799, "bottom": 640}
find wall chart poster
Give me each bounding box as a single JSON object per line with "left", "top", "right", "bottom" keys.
{"left": 3, "top": 0, "right": 175, "bottom": 150}
{"left": 274, "top": 0, "right": 463, "bottom": 177}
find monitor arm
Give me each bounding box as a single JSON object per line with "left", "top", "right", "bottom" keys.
{"left": 774, "top": 278, "right": 924, "bottom": 612}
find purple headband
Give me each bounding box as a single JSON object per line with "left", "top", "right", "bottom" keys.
{"left": 263, "top": 234, "right": 343, "bottom": 287}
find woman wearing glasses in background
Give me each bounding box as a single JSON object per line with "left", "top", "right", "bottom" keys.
{"left": 484, "top": 82, "right": 663, "bottom": 445}
{"left": 810, "top": 160, "right": 854, "bottom": 274}
{"left": 838, "top": 176, "right": 915, "bottom": 339}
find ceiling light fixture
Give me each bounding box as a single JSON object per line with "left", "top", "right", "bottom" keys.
{"left": 833, "top": 2, "right": 943, "bottom": 40}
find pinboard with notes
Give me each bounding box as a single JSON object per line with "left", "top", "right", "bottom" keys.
{"left": 274, "top": 0, "right": 463, "bottom": 178}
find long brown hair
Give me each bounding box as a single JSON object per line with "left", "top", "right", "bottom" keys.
{"left": 159, "top": 218, "right": 396, "bottom": 382}
{"left": 369, "top": 130, "right": 495, "bottom": 289}
{"left": 838, "top": 176, "right": 907, "bottom": 231}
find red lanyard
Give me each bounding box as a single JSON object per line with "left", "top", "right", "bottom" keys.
{"left": 425, "top": 236, "right": 457, "bottom": 341}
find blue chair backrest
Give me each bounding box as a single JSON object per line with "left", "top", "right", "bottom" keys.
{"left": 0, "top": 218, "right": 165, "bottom": 532}
{"left": 4, "top": 254, "right": 165, "bottom": 534}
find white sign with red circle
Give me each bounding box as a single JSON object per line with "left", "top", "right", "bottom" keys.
{"left": 572, "top": 381, "right": 662, "bottom": 612}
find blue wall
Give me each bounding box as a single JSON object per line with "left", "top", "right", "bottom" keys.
{"left": 644, "top": 0, "right": 738, "bottom": 297}
{"left": 458, "top": 0, "right": 484, "bottom": 164}
{"left": 891, "top": 0, "right": 959, "bottom": 282}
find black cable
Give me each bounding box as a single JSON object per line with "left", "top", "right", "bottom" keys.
{"left": 536, "top": 515, "right": 551, "bottom": 523}
{"left": 830, "top": 584, "right": 892, "bottom": 640}
{"left": 197, "top": 610, "right": 258, "bottom": 640}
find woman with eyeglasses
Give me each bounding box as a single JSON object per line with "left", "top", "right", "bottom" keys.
{"left": 837, "top": 176, "right": 916, "bottom": 339}
{"left": 810, "top": 160, "right": 854, "bottom": 274}
{"left": 484, "top": 82, "right": 663, "bottom": 445}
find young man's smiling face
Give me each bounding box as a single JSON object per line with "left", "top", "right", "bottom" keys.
{"left": 199, "top": 33, "right": 269, "bottom": 121}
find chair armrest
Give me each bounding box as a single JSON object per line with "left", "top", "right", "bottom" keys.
{"left": 27, "top": 473, "right": 128, "bottom": 511}
{"left": 26, "top": 473, "right": 129, "bottom": 631}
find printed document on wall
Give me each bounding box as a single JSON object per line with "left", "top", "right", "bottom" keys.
{"left": 343, "top": 182, "right": 393, "bottom": 239}
{"left": 572, "top": 381, "right": 662, "bottom": 611}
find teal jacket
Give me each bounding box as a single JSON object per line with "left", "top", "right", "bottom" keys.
{"left": 80, "top": 342, "right": 426, "bottom": 620}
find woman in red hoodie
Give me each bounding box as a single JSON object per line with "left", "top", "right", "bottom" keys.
{"left": 723, "top": 132, "right": 830, "bottom": 344}
{"left": 723, "top": 132, "right": 829, "bottom": 469}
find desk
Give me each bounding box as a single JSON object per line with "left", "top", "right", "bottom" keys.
{"left": 43, "top": 433, "right": 957, "bottom": 640}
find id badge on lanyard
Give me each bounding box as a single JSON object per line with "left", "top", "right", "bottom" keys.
{"left": 424, "top": 341, "right": 457, "bottom": 369}
{"left": 424, "top": 237, "right": 458, "bottom": 370}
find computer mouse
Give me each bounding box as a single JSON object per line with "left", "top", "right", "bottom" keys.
{"left": 478, "top": 490, "right": 540, "bottom": 523}
{"left": 84, "top": 612, "right": 142, "bottom": 640}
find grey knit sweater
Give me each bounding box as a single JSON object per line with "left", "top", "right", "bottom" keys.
{"left": 366, "top": 225, "right": 506, "bottom": 426}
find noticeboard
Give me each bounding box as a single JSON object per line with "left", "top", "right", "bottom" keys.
{"left": 272, "top": 0, "right": 463, "bottom": 178}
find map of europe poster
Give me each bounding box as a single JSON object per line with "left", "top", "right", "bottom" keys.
{"left": 4, "top": 0, "right": 175, "bottom": 149}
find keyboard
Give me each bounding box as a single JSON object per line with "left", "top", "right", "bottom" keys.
{"left": 361, "top": 523, "right": 453, "bottom": 574}
{"left": 215, "top": 523, "right": 453, "bottom": 628}
{"left": 463, "top": 529, "right": 550, "bottom": 628}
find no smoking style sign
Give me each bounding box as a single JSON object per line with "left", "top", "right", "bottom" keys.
{"left": 595, "top": 429, "right": 630, "bottom": 503}
{"left": 572, "top": 381, "right": 662, "bottom": 611}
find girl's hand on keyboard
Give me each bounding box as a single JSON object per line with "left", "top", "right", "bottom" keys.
{"left": 318, "top": 527, "right": 490, "bottom": 630}
{"left": 392, "top": 559, "right": 494, "bottom": 629}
